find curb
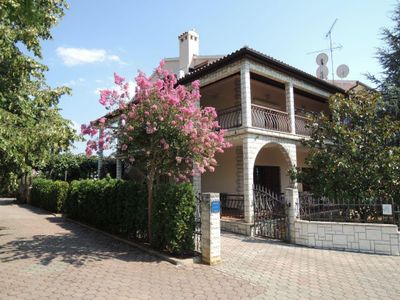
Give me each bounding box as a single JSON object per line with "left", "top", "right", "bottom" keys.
{"left": 61, "top": 215, "right": 201, "bottom": 266}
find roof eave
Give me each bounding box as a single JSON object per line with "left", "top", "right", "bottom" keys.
{"left": 178, "top": 47, "right": 345, "bottom": 94}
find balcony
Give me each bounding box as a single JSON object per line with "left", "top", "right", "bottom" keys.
{"left": 217, "top": 104, "right": 313, "bottom": 136}
{"left": 217, "top": 105, "right": 242, "bottom": 129}
{"left": 295, "top": 115, "right": 312, "bottom": 136}
{"left": 251, "top": 104, "right": 290, "bottom": 132}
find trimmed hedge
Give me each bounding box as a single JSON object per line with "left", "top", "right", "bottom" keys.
{"left": 152, "top": 183, "right": 195, "bottom": 255}
{"left": 65, "top": 178, "right": 147, "bottom": 238}
{"left": 31, "top": 177, "right": 196, "bottom": 255}
{"left": 31, "top": 178, "right": 69, "bottom": 213}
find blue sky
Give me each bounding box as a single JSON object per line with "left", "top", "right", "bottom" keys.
{"left": 40, "top": 0, "right": 397, "bottom": 153}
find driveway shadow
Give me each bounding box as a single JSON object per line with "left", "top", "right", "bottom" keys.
{"left": 0, "top": 211, "right": 161, "bottom": 267}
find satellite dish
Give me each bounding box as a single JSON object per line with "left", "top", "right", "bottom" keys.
{"left": 316, "top": 65, "right": 329, "bottom": 79}
{"left": 336, "top": 64, "right": 349, "bottom": 79}
{"left": 316, "top": 53, "right": 329, "bottom": 66}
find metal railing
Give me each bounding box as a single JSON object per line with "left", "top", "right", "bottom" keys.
{"left": 215, "top": 103, "right": 314, "bottom": 136}
{"left": 220, "top": 193, "right": 244, "bottom": 219}
{"left": 299, "top": 193, "right": 400, "bottom": 225}
{"left": 217, "top": 105, "right": 242, "bottom": 129}
{"left": 251, "top": 105, "right": 290, "bottom": 133}
{"left": 295, "top": 115, "right": 312, "bottom": 136}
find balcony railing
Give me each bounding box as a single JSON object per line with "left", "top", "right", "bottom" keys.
{"left": 217, "top": 105, "right": 242, "bottom": 129}
{"left": 251, "top": 104, "right": 290, "bottom": 132}
{"left": 216, "top": 104, "right": 312, "bottom": 136}
{"left": 295, "top": 115, "right": 312, "bottom": 136}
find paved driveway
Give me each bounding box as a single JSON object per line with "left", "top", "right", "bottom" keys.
{"left": 1, "top": 199, "right": 399, "bottom": 299}
{"left": 218, "top": 233, "right": 400, "bottom": 299}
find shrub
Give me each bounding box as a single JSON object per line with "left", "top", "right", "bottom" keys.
{"left": 31, "top": 178, "right": 69, "bottom": 213}
{"left": 152, "top": 183, "right": 195, "bottom": 255}
{"left": 65, "top": 178, "right": 147, "bottom": 238}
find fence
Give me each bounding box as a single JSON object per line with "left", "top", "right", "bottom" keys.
{"left": 299, "top": 193, "right": 400, "bottom": 226}
{"left": 220, "top": 193, "right": 244, "bottom": 219}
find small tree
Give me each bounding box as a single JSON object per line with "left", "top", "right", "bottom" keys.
{"left": 82, "top": 62, "right": 230, "bottom": 241}
{"left": 293, "top": 90, "right": 400, "bottom": 204}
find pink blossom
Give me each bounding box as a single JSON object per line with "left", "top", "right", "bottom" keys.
{"left": 146, "top": 127, "right": 155, "bottom": 134}
{"left": 114, "top": 72, "right": 125, "bottom": 85}
{"left": 82, "top": 60, "right": 230, "bottom": 182}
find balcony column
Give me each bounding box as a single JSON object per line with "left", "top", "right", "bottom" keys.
{"left": 285, "top": 82, "right": 296, "bottom": 134}
{"left": 240, "top": 61, "right": 252, "bottom": 127}
{"left": 243, "top": 136, "right": 255, "bottom": 224}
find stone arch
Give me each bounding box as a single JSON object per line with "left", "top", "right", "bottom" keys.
{"left": 251, "top": 137, "right": 297, "bottom": 169}
{"left": 251, "top": 138, "right": 297, "bottom": 191}
{"left": 242, "top": 135, "right": 298, "bottom": 222}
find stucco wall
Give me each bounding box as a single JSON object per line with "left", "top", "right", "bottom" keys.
{"left": 294, "top": 220, "right": 400, "bottom": 256}
{"left": 202, "top": 147, "right": 237, "bottom": 194}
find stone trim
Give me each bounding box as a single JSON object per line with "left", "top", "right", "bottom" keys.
{"left": 221, "top": 219, "right": 254, "bottom": 236}
{"left": 248, "top": 60, "right": 332, "bottom": 98}
{"left": 294, "top": 220, "right": 400, "bottom": 256}
{"left": 197, "top": 61, "right": 241, "bottom": 87}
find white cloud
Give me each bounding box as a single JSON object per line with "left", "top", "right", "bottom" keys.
{"left": 93, "top": 88, "right": 104, "bottom": 95}
{"left": 108, "top": 55, "right": 120, "bottom": 62}
{"left": 62, "top": 77, "right": 86, "bottom": 87}
{"left": 57, "top": 47, "right": 122, "bottom": 66}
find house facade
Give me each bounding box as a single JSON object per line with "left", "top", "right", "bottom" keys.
{"left": 100, "top": 30, "right": 349, "bottom": 236}
{"left": 165, "top": 31, "right": 345, "bottom": 234}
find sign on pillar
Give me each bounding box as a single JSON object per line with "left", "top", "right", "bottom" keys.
{"left": 201, "top": 193, "right": 221, "bottom": 265}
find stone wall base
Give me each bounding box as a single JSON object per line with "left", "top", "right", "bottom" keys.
{"left": 294, "top": 220, "right": 400, "bottom": 256}
{"left": 221, "top": 218, "right": 254, "bottom": 236}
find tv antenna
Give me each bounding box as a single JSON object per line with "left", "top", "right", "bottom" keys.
{"left": 306, "top": 44, "right": 342, "bottom": 55}
{"left": 326, "top": 18, "right": 338, "bottom": 82}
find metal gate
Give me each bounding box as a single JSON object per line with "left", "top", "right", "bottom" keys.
{"left": 253, "top": 185, "right": 288, "bottom": 240}
{"left": 194, "top": 193, "right": 202, "bottom": 254}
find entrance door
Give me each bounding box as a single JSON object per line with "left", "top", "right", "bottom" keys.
{"left": 253, "top": 166, "right": 281, "bottom": 194}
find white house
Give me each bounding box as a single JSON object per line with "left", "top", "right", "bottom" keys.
{"left": 158, "top": 30, "right": 346, "bottom": 235}
{"left": 99, "top": 30, "right": 353, "bottom": 237}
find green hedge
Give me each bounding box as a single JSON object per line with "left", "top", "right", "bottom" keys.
{"left": 31, "top": 177, "right": 195, "bottom": 255}
{"left": 65, "top": 178, "right": 147, "bottom": 238}
{"left": 31, "top": 178, "right": 69, "bottom": 213}
{"left": 152, "top": 183, "right": 195, "bottom": 255}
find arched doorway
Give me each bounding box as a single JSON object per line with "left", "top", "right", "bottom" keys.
{"left": 253, "top": 142, "right": 293, "bottom": 194}
{"left": 252, "top": 142, "right": 292, "bottom": 240}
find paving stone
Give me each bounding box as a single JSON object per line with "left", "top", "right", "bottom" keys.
{"left": 1, "top": 199, "right": 400, "bottom": 299}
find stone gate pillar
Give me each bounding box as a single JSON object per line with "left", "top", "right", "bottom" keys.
{"left": 201, "top": 193, "right": 221, "bottom": 265}
{"left": 285, "top": 187, "right": 299, "bottom": 243}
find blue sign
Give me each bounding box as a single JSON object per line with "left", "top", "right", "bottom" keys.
{"left": 211, "top": 200, "right": 220, "bottom": 213}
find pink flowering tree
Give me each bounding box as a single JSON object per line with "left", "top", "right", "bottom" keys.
{"left": 82, "top": 61, "right": 230, "bottom": 241}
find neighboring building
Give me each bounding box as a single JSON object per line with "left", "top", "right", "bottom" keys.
{"left": 332, "top": 80, "right": 371, "bottom": 92}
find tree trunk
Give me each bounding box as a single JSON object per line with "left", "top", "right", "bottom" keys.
{"left": 146, "top": 169, "right": 155, "bottom": 244}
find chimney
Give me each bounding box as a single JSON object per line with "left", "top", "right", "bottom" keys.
{"left": 178, "top": 30, "right": 199, "bottom": 74}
